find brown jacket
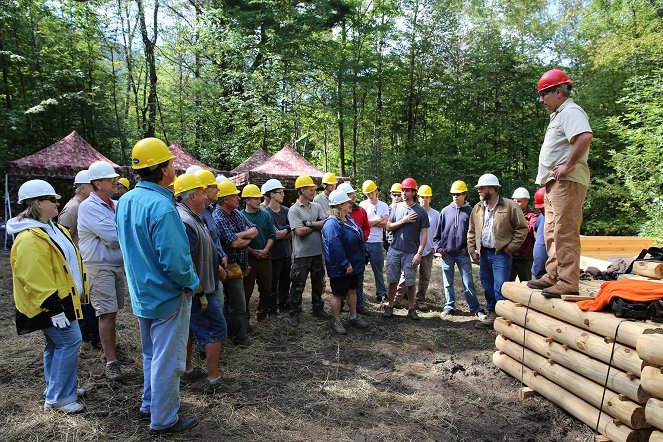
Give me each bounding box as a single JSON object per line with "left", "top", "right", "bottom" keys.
{"left": 467, "top": 196, "right": 528, "bottom": 256}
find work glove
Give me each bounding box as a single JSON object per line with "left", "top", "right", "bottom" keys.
{"left": 198, "top": 294, "right": 208, "bottom": 315}
{"left": 51, "top": 312, "right": 71, "bottom": 329}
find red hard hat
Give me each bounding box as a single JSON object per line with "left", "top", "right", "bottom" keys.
{"left": 537, "top": 69, "right": 573, "bottom": 92}
{"left": 534, "top": 187, "right": 546, "bottom": 209}
{"left": 401, "top": 177, "right": 417, "bottom": 190}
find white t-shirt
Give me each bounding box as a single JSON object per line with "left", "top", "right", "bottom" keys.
{"left": 359, "top": 199, "right": 390, "bottom": 243}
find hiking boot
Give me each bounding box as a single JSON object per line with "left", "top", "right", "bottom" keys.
{"left": 527, "top": 276, "right": 555, "bottom": 290}
{"left": 383, "top": 306, "right": 394, "bottom": 318}
{"left": 475, "top": 310, "right": 488, "bottom": 322}
{"left": 151, "top": 415, "right": 199, "bottom": 434}
{"left": 44, "top": 401, "right": 85, "bottom": 414}
{"left": 331, "top": 320, "right": 347, "bottom": 335}
{"left": 474, "top": 311, "right": 497, "bottom": 329}
{"left": 288, "top": 314, "right": 300, "bottom": 327}
{"left": 348, "top": 316, "right": 369, "bottom": 329}
{"left": 205, "top": 378, "right": 241, "bottom": 394}
{"left": 116, "top": 349, "right": 135, "bottom": 365}
{"left": 313, "top": 309, "right": 332, "bottom": 319}
{"left": 542, "top": 285, "right": 579, "bottom": 298}
{"left": 232, "top": 338, "right": 251, "bottom": 348}
{"left": 181, "top": 367, "right": 206, "bottom": 383}
{"left": 105, "top": 361, "right": 123, "bottom": 381}
{"left": 356, "top": 305, "right": 370, "bottom": 315}
{"left": 407, "top": 309, "right": 420, "bottom": 320}
{"left": 416, "top": 303, "right": 429, "bottom": 312}
{"left": 440, "top": 308, "right": 454, "bottom": 318}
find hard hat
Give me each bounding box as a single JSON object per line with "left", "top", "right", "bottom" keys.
{"left": 534, "top": 187, "right": 546, "bottom": 209}
{"left": 88, "top": 161, "right": 120, "bottom": 181}
{"left": 390, "top": 183, "right": 402, "bottom": 193}
{"left": 511, "top": 187, "right": 530, "bottom": 199}
{"left": 362, "top": 180, "right": 378, "bottom": 194}
{"left": 186, "top": 165, "right": 203, "bottom": 174}
{"left": 194, "top": 169, "right": 216, "bottom": 187}
{"left": 74, "top": 170, "right": 90, "bottom": 184}
{"left": 328, "top": 189, "right": 350, "bottom": 206}
{"left": 131, "top": 138, "right": 175, "bottom": 170}
{"left": 241, "top": 184, "right": 262, "bottom": 198}
{"left": 450, "top": 180, "right": 468, "bottom": 193}
{"left": 18, "top": 179, "right": 61, "bottom": 204}
{"left": 173, "top": 173, "right": 204, "bottom": 196}
{"left": 418, "top": 185, "right": 433, "bottom": 197}
{"left": 294, "top": 175, "right": 315, "bottom": 189}
{"left": 537, "top": 68, "right": 573, "bottom": 93}
{"left": 475, "top": 173, "right": 501, "bottom": 188}
{"left": 401, "top": 177, "right": 417, "bottom": 190}
{"left": 117, "top": 178, "right": 130, "bottom": 189}
{"left": 216, "top": 174, "right": 229, "bottom": 183}
{"left": 322, "top": 172, "right": 338, "bottom": 185}
{"left": 337, "top": 182, "right": 356, "bottom": 194}
{"left": 261, "top": 178, "right": 284, "bottom": 194}
{"left": 217, "top": 180, "right": 240, "bottom": 198}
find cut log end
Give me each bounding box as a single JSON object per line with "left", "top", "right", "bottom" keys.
{"left": 517, "top": 387, "right": 536, "bottom": 400}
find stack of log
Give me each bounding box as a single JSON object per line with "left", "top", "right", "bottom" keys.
{"left": 493, "top": 281, "right": 663, "bottom": 442}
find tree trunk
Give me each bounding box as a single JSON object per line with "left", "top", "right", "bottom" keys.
{"left": 336, "top": 20, "right": 347, "bottom": 177}
{"left": 405, "top": 0, "right": 420, "bottom": 150}
{"left": 136, "top": 0, "right": 159, "bottom": 138}
{"left": 372, "top": 10, "right": 386, "bottom": 180}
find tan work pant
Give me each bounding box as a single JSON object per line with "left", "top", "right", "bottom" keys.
{"left": 544, "top": 179, "right": 587, "bottom": 291}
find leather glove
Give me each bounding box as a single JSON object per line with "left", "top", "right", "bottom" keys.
{"left": 51, "top": 312, "right": 71, "bottom": 329}
{"left": 198, "top": 294, "right": 208, "bottom": 314}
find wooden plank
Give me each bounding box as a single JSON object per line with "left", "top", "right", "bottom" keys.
{"left": 562, "top": 295, "right": 596, "bottom": 302}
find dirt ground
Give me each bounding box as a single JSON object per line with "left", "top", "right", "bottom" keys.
{"left": 0, "top": 251, "right": 596, "bottom": 441}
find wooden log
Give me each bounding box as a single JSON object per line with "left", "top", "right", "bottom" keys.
{"left": 637, "top": 335, "right": 663, "bottom": 367}
{"left": 649, "top": 430, "right": 663, "bottom": 442}
{"left": 633, "top": 261, "right": 663, "bottom": 280}
{"left": 646, "top": 398, "right": 663, "bottom": 431}
{"left": 496, "top": 335, "right": 649, "bottom": 429}
{"left": 502, "top": 282, "right": 662, "bottom": 348}
{"left": 495, "top": 318, "right": 648, "bottom": 403}
{"left": 496, "top": 299, "right": 645, "bottom": 375}
{"left": 642, "top": 366, "right": 663, "bottom": 401}
{"left": 493, "top": 351, "right": 644, "bottom": 442}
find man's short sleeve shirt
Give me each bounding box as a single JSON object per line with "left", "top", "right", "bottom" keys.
{"left": 389, "top": 202, "right": 430, "bottom": 254}
{"left": 288, "top": 200, "right": 325, "bottom": 258}
{"left": 359, "top": 199, "right": 390, "bottom": 243}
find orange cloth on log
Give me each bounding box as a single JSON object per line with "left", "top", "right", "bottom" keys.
{"left": 577, "top": 280, "right": 663, "bottom": 311}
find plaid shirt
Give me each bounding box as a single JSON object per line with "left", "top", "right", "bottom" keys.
{"left": 213, "top": 206, "right": 255, "bottom": 269}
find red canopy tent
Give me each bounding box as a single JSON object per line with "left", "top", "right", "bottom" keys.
{"left": 169, "top": 141, "right": 220, "bottom": 175}
{"left": 230, "top": 147, "right": 271, "bottom": 175}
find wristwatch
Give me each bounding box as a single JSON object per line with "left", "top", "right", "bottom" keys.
{"left": 304, "top": 221, "right": 311, "bottom": 227}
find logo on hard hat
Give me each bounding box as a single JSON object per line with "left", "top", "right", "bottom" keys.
{"left": 132, "top": 158, "right": 140, "bottom": 164}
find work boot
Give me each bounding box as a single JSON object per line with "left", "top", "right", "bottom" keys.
{"left": 415, "top": 302, "right": 429, "bottom": 312}
{"left": 331, "top": 320, "right": 347, "bottom": 335}
{"left": 348, "top": 316, "right": 369, "bottom": 329}
{"left": 474, "top": 311, "right": 497, "bottom": 329}
{"left": 105, "top": 361, "right": 123, "bottom": 381}
{"left": 150, "top": 416, "right": 199, "bottom": 434}
{"left": 383, "top": 306, "right": 394, "bottom": 318}
{"left": 542, "top": 284, "right": 579, "bottom": 298}
{"left": 313, "top": 308, "right": 332, "bottom": 319}
{"left": 527, "top": 275, "right": 555, "bottom": 290}
{"left": 356, "top": 305, "right": 370, "bottom": 315}
{"left": 181, "top": 367, "right": 206, "bottom": 383}
{"left": 407, "top": 309, "right": 420, "bottom": 320}
{"left": 288, "top": 314, "right": 300, "bottom": 327}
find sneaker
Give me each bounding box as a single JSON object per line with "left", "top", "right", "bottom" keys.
{"left": 416, "top": 303, "right": 429, "bottom": 312}
{"left": 407, "top": 309, "right": 420, "bottom": 320}
{"left": 150, "top": 415, "right": 199, "bottom": 434}
{"left": 205, "top": 378, "right": 241, "bottom": 394}
{"left": 475, "top": 311, "right": 488, "bottom": 322}
{"left": 181, "top": 367, "right": 206, "bottom": 383}
{"left": 76, "top": 388, "right": 86, "bottom": 398}
{"left": 44, "top": 401, "right": 85, "bottom": 414}
{"left": 440, "top": 308, "right": 454, "bottom": 318}
{"left": 313, "top": 309, "right": 332, "bottom": 319}
{"left": 348, "top": 316, "right": 369, "bottom": 329}
{"left": 356, "top": 305, "right": 370, "bottom": 315}
{"left": 474, "top": 311, "right": 496, "bottom": 329}
{"left": 383, "top": 306, "right": 394, "bottom": 318}
{"left": 288, "top": 315, "right": 300, "bottom": 327}
{"left": 331, "top": 320, "right": 347, "bottom": 335}
{"left": 105, "top": 361, "right": 123, "bottom": 381}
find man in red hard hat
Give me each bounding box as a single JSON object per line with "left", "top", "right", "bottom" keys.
{"left": 528, "top": 68, "right": 593, "bottom": 297}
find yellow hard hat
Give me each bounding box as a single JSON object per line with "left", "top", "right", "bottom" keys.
{"left": 362, "top": 180, "right": 378, "bottom": 194}
{"left": 322, "top": 172, "right": 338, "bottom": 185}
{"left": 173, "top": 173, "right": 204, "bottom": 196}
{"left": 194, "top": 169, "right": 217, "bottom": 187}
{"left": 131, "top": 138, "right": 175, "bottom": 170}
{"left": 241, "top": 184, "right": 262, "bottom": 198}
{"left": 117, "top": 178, "right": 130, "bottom": 189}
{"left": 390, "top": 183, "right": 402, "bottom": 193}
{"left": 295, "top": 175, "right": 315, "bottom": 189}
{"left": 450, "top": 180, "right": 468, "bottom": 193}
{"left": 217, "top": 180, "right": 240, "bottom": 198}
{"left": 418, "top": 185, "right": 433, "bottom": 197}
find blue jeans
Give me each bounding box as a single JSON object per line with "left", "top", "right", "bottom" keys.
{"left": 356, "top": 272, "right": 365, "bottom": 307}
{"left": 441, "top": 252, "right": 482, "bottom": 313}
{"left": 43, "top": 321, "right": 82, "bottom": 407}
{"left": 479, "top": 249, "right": 512, "bottom": 312}
{"left": 365, "top": 242, "right": 386, "bottom": 299}
{"left": 138, "top": 295, "right": 192, "bottom": 431}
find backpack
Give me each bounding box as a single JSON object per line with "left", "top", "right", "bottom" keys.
{"left": 612, "top": 297, "right": 663, "bottom": 322}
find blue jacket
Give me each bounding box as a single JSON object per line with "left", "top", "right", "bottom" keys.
{"left": 434, "top": 201, "right": 473, "bottom": 255}
{"left": 116, "top": 181, "right": 199, "bottom": 319}
{"left": 322, "top": 215, "right": 365, "bottom": 278}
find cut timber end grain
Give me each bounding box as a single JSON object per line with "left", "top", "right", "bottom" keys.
{"left": 518, "top": 387, "right": 536, "bottom": 399}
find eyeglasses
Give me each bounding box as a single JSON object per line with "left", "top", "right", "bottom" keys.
{"left": 391, "top": 193, "right": 402, "bottom": 197}
{"left": 39, "top": 196, "right": 58, "bottom": 203}
{"left": 451, "top": 193, "right": 465, "bottom": 197}
{"left": 273, "top": 190, "right": 284, "bottom": 195}
{"left": 539, "top": 88, "right": 558, "bottom": 98}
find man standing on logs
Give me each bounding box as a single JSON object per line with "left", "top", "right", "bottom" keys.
{"left": 528, "top": 68, "right": 593, "bottom": 298}
{"left": 468, "top": 173, "right": 527, "bottom": 329}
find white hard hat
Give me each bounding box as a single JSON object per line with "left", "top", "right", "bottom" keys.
{"left": 337, "top": 182, "right": 356, "bottom": 194}
{"left": 186, "top": 165, "right": 203, "bottom": 174}
{"left": 475, "top": 173, "right": 501, "bottom": 188}
{"left": 329, "top": 189, "right": 351, "bottom": 206}
{"left": 511, "top": 187, "right": 530, "bottom": 199}
{"left": 18, "top": 179, "right": 61, "bottom": 204}
{"left": 88, "top": 161, "right": 119, "bottom": 181}
{"left": 216, "top": 174, "right": 229, "bottom": 183}
{"left": 261, "top": 179, "right": 284, "bottom": 194}
{"left": 74, "top": 170, "right": 91, "bottom": 184}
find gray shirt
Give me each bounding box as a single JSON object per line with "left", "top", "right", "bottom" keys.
{"left": 288, "top": 200, "right": 326, "bottom": 258}
{"left": 480, "top": 201, "right": 496, "bottom": 249}
{"left": 389, "top": 202, "right": 430, "bottom": 254}
{"left": 313, "top": 193, "right": 331, "bottom": 216}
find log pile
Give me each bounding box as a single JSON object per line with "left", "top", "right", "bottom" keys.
{"left": 493, "top": 281, "right": 663, "bottom": 442}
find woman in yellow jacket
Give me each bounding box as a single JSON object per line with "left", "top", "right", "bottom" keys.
{"left": 6, "top": 180, "right": 89, "bottom": 414}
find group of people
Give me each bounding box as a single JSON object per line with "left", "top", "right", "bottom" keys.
{"left": 8, "top": 67, "right": 591, "bottom": 434}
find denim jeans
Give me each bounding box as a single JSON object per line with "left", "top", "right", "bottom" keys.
{"left": 138, "top": 295, "right": 191, "bottom": 431}
{"left": 213, "top": 284, "right": 225, "bottom": 312}
{"left": 441, "top": 252, "right": 482, "bottom": 313}
{"left": 365, "top": 242, "right": 386, "bottom": 299}
{"left": 479, "top": 249, "right": 512, "bottom": 312}
{"left": 356, "top": 272, "right": 365, "bottom": 307}
{"left": 43, "top": 320, "right": 82, "bottom": 407}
